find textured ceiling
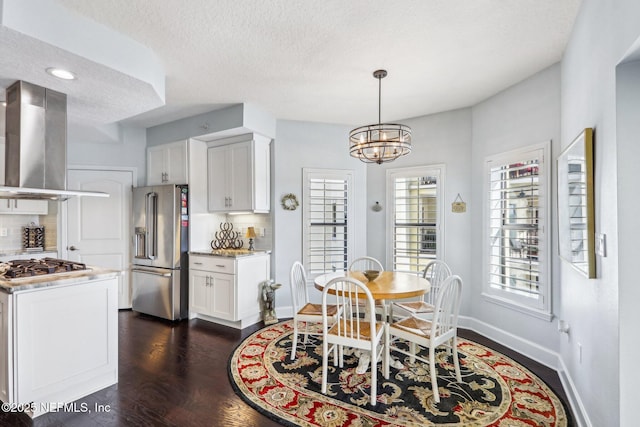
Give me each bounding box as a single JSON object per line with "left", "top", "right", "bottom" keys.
{"left": 7, "top": 0, "right": 582, "bottom": 128}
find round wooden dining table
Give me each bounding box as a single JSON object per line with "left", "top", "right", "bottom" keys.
{"left": 314, "top": 270, "right": 430, "bottom": 373}
{"left": 313, "top": 270, "right": 430, "bottom": 302}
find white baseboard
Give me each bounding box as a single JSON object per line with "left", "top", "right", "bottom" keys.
{"left": 458, "top": 315, "right": 591, "bottom": 427}
{"left": 557, "top": 357, "right": 592, "bottom": 427}
{"left": 458, "top": 316, "right": 559, "bottom": 369}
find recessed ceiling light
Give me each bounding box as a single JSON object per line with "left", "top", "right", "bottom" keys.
{"left": 46, "top": 67, "right": 76, "bottom": 80}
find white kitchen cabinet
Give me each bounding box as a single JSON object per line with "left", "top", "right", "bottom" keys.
{"left": 0, "top": 199, "right": 48, "bottom": 215}
{"left": 207, "top": 134, "right": 270, "bottom": 213}
{"left": 0, "top": 274, "right": 118, "bottom": 417}
{"left": 189, "top": 268, "right": 234, "bottom": 320}
{"left": 146, "top": 140, "right": 189, "bottom": 185}
{"left": 0, "top": 291, "right": 9, "bottom": 405}
{"left": 189, "top": 252, "right": 270, "bottom": 328}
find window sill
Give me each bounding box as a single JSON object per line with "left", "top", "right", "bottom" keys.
{"left": 481, "top": 292, "right": 553, "bottom": 322}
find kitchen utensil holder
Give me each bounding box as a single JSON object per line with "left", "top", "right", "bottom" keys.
{"left": 23, "top": 222, "right": 45, "bottom": 251}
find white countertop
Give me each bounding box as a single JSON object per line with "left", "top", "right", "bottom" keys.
{"left": 190, "top": 249, "right": 271, "bottom": 258}
{"left": 0, "top": 267, "right": 120, "bottom": 293}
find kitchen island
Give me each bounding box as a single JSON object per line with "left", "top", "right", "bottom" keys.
{"left": 0, "top": 267, "right": 119, "bottom": 418}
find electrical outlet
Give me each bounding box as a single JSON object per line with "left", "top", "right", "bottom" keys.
{"left": 558, "top": 320, "right": 570, "bottom": 334}
{"left": 0, "top": 228, "right": 7, "bottom": 237}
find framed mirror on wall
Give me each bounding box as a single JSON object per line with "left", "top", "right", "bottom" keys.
{"left": 557, "top": 127, "right": 596, "bottom": 278}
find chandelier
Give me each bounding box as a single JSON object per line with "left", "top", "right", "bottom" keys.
{"left": 349, "top": 69, "right": 412, "bottom": 164}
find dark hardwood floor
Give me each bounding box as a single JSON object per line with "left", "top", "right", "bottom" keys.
{"left": 1, "top": 310, "right": 573, "bottom": 426}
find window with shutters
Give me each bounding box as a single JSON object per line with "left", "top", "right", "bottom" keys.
{"left": 483, "top": 142, "right": 551, "bottom": 319}
{"left": 302, "top": 168, "right": 354, "bottom": 278}
{"left": 386, "top": 166, "right": 444, "bottom": 274}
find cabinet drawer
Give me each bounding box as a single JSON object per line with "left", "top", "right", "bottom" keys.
{"left": 189, "top": 256, "right": 236, "bottom": 274}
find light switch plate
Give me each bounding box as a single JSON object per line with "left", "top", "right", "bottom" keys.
{"left": 596, "top": 233, "right": 606, "bottom": 257}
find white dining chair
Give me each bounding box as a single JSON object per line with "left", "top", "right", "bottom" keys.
{"left": 348, "top": 256, "right": 384, "bottom": 273}
{"left": 385, "top": 275, "right": 463, "bottom": 404}
{"left": 390, "top": 259, "right": 452, "bottom": 321}
{"left": 321, "top": 276, "right": 388, "bottom": 406}
{"left": 289, "top": 261, "right": 340, "bottom": 360}
{"left": 349, "top": 256, "right": 387, "bottom": 320}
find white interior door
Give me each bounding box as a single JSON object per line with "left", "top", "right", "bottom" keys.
{"left": 66, "top": 169, "right": 133, "bottom": 309}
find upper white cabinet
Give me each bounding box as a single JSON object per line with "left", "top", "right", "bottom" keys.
{"left": 146, "top": 140, "right": 189, "bottom": 185}
{"left": 207, "top": 134, "right": 271, "bottom": 213}
{"left": 0, "top": 199, "right": 48, "bottom": 215}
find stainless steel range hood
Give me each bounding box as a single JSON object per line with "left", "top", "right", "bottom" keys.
{"left": 0, "top": 81, "right": 108, "bottom": 201}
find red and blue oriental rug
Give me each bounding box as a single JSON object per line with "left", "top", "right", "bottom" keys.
{"left": 228, "top": 320, "right": 569, "bottom": 426}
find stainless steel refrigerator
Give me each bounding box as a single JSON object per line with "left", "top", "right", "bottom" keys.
{"left": 131, "top": 184, "right": 189, "bottom": 320}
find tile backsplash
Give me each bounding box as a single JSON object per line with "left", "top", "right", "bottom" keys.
{"left": 0, "top": 202, "right": 58, "bottom": 253}
{"left": 230, "top": 213, "right": 272, "bottom": 251}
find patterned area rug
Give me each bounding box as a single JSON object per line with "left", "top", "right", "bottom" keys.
{"left": 228, "top": 320, "right": 568, "bottom": 426}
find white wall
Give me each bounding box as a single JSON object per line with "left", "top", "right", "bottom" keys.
{"left": 616, "top": 58, "right": 640, "bottom": 427}
{"left": 560, "top": 0, "right": 640, "bottom": 425}
{"left": 67, "top": 123, "right": 147, "bottom": 186}
{"left": 365, "top": 108, "right": 473, "bottom": 315}
{"left": 272, "top": 120, "right": 367, "bottom": 308}
{"left": 470, "top": 63, "right": 561, "bottom": 349}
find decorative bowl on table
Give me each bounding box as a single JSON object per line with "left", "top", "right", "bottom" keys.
{"left": 363, "top": 270, "right": 380, "bottom": 281}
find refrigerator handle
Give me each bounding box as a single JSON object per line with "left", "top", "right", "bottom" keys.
{"left": 132, "top": 268, "right": 172, "bottom": 277}
{"left": 146, "top": 192, "right": 158, "bottom": 260}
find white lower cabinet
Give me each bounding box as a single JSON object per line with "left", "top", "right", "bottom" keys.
{"left": 189, "top": 253, "right": 270, "bottom": 328}
{"left": 0, "top": 276, "right": 119, "bottom": 417}
{"left": 0, "top": 291, "right": 9, "bottom": 405}
{"left": 190, "top": 269, "right": 235, "bottom": 320}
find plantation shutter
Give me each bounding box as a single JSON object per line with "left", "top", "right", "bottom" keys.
{"left": 391, "top": 172, "right": 440, "bottom": 274}
{"left": 303, "top": 169, "right": 353, "bottom": 277}
{"left": 487, "top": 154, "right": 542, "bottom": 300}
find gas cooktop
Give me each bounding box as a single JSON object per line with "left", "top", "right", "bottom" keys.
{"left": 0, "top": 258, "right": 87, "bottom": 279}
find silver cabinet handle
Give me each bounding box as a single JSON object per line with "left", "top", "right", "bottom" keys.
{"left": 215, "top": 265, "right": 225, "bottom": 268}
{"left": 68, "top": 245, "right": 79, "bottom": 251}
{"left": 194, "top": 262, "right": 203, "bottom": 265}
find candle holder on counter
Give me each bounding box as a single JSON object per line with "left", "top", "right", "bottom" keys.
{"left": 211, "top": 222, "right": 243, "bottom": 250}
